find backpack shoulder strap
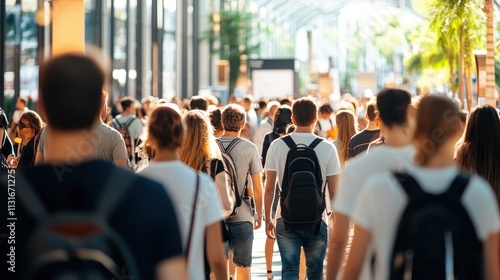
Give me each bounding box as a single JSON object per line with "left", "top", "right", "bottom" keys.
{"left": 392, "top": 172, "right": 426, "bottom": 199}
{"left": 309, "top": 137, "right": 323, "bottom": 149}
{"left": 111, "top": 118, "right": 121, "bottom": 129}
{"left": 96, "top": 167, "right": 137, "bottom": 218}
{"left": 225, "top": 138, "right": 244, "bottom": 154}
{"left": 124, "top": 116, "right": 137, "bottom": 129}
{"left": 443, "top": 173, "right": 470, "bottom": 201}
{"left": 215, "top": 138, "right": 226, "bottom": 153}
{"left": 282, "top": 135, "right": 296, "bottom": 149}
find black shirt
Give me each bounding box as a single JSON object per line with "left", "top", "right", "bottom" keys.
{"left": 0, "top": 160, "right": 183, "bottom": 280}
{"left": 261, "top": 131, "right": 280, "bottom": 167}
{"left": 347, "top": 129, "right": 380, "bottom": 160}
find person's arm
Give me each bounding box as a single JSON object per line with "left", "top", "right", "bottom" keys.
{"left": 251, "top": 172, "right": 263, "bottom": 229}
{"left": 326, "top": 212, "right": 350, "bottom": 280}
{"left": 205, "top": 221, "right": 229, "bottom": 280}
{"left": 484, "top": 231, "right": 500, "bottom": 280}
{"left": 342, "top": 224, "right": 372, "bottom": 280}
{"left": 156, "top": 257, "right": 188, "bottom": 280}
{"left": 264, "top": 170, "right": 277, "bottom": 239}
{"left": 327, "top": 174, "right": 339, "bottom": 202}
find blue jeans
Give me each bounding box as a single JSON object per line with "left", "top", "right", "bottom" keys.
{"left": 225, "top": 221, "right": 254, "bottom": 267}
{"left": 276, "top": 218, "right": 328, "bottom": 280}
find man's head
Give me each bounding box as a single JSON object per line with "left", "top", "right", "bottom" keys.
{"left": 16, "top": 97, "right": 27, "bottom": 110}
{"left": 189, "top": 96, "right": 208, "bottom": 111}
{"left": 221, "top": 104, "right": 246, "bottom": 132}
{"left": 376, "top": 88, "right": 412, "bottom": 128}
{"left": 318, "top": 104, "right": 333, "bottom": 120}
{"left": 291, "top": 97, "right": 317, "bottom": 127}
{"left": 40, "top": 53, "right": 104, "bottom": 131}
{"left": 120, "top": 97, "right": 137, "bottom": 114}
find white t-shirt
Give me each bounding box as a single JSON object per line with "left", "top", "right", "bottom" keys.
{"left": 332, "top": 144, "right": 414, "bottom": 280}
{"left": 352, "top": 167, "right": 500, "bottom": 280}
{"left": 333, "top": 145, "right": 415, "bottom": 217}
{"left": 265, "top": 132, "right": 341, "bottom": 220}
{"left": 140, "top": 161, "right": 225, "bottom": 279}
{"left": 316, "top": 117, "right": 334, "bottom": 139}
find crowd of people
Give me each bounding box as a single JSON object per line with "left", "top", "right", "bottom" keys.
{"left": 1, "top": 53, "right": 500, "bottom": 280}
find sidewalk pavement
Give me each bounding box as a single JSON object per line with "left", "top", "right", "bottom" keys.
{"left": 251, "top": 227, "right": 281, "bottom": 279}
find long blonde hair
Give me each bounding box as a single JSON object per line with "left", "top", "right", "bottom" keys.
{"left": 336, "top": 110, "right": 357, "bottom": 165}
{"left": 179, "top": 110, "right": 218, "bottom": 171}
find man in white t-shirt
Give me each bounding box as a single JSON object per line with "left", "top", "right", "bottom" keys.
{"left": 326, "top": 88, "right": 415, "bottom": 280}
{"left": 265, "top": 97, "right": 340, "bottom": 279}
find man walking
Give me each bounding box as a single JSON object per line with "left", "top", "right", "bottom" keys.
{"left": 265, "top": 97, "right": 340, "bottom": 279}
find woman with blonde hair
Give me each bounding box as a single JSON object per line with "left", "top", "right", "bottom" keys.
{"left": 180, "top": 109, "right": 234, "bottom": 216}
{"left": 333, "top": 110, "right": 358, "bottom": 167}
{"left": 140, "top": 105, "right": 228, "bottom": 279}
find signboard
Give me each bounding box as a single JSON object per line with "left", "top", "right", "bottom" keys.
{"left": 250, "top": 59, "right": 297, "bottom": 100}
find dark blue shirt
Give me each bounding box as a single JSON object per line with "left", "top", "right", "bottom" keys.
{"left": 0, "top": 160, "right": 183, "bottom": 279}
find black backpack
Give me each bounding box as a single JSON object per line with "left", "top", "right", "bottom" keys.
{"left": 216, "top": 138, "right": 247, "bottom": 216}
{"left": 280, "top": 136, "right": 324, "bottom": 231}
{"left": 389, "top": 172, "right": 483, "bottom": 280}
{"left": 17, "top": 169, "right": 139, "bottom": 280}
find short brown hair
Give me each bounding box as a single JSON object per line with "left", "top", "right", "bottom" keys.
{"left": 147, "top": 105, "right": 183, "bottom": 150}
{"left": 209, "top": 107, "right": 223, "bottom": 134}
{"left": 292, "top": 97, "right": 317, "bottom": 126}
{"left": 222, "top": 104, "right": 246, "bottom": 132}
{"left": 40, "top": 53, "right": 104, "bottom": 130}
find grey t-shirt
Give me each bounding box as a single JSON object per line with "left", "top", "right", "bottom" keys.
{"left": 38, "top": 123, "right": 128, "bottom": 163}
{"left": 219, "top": 136, "right": 263, "bottom": 224}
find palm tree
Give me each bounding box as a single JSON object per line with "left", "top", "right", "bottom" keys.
{"left": 424, "top": 0, "right": 485, "bottom": 109}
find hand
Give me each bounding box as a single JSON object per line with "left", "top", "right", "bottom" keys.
{"left": 254, "top": 216, "right": 262, "bottom": 230}
{"left": 6, "top": 155, "right": 18, "bottom": 168}
{"left": 265, "top": 219, "right": 276, "bottom": 240}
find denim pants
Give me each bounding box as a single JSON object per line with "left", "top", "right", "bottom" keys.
{"left": 276, "top": 218, "right": 328, "bottom": 280}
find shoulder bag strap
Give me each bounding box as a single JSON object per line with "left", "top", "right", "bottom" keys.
{"left": 185, "top": 172, "right": 200, "bottom": 262}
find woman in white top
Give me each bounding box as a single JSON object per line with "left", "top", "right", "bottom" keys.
{"left": 344, "top": 95, "right": 500, "bottom": 280}
{"left": 140, "top": 105, "right": 228, "bottom": 280}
